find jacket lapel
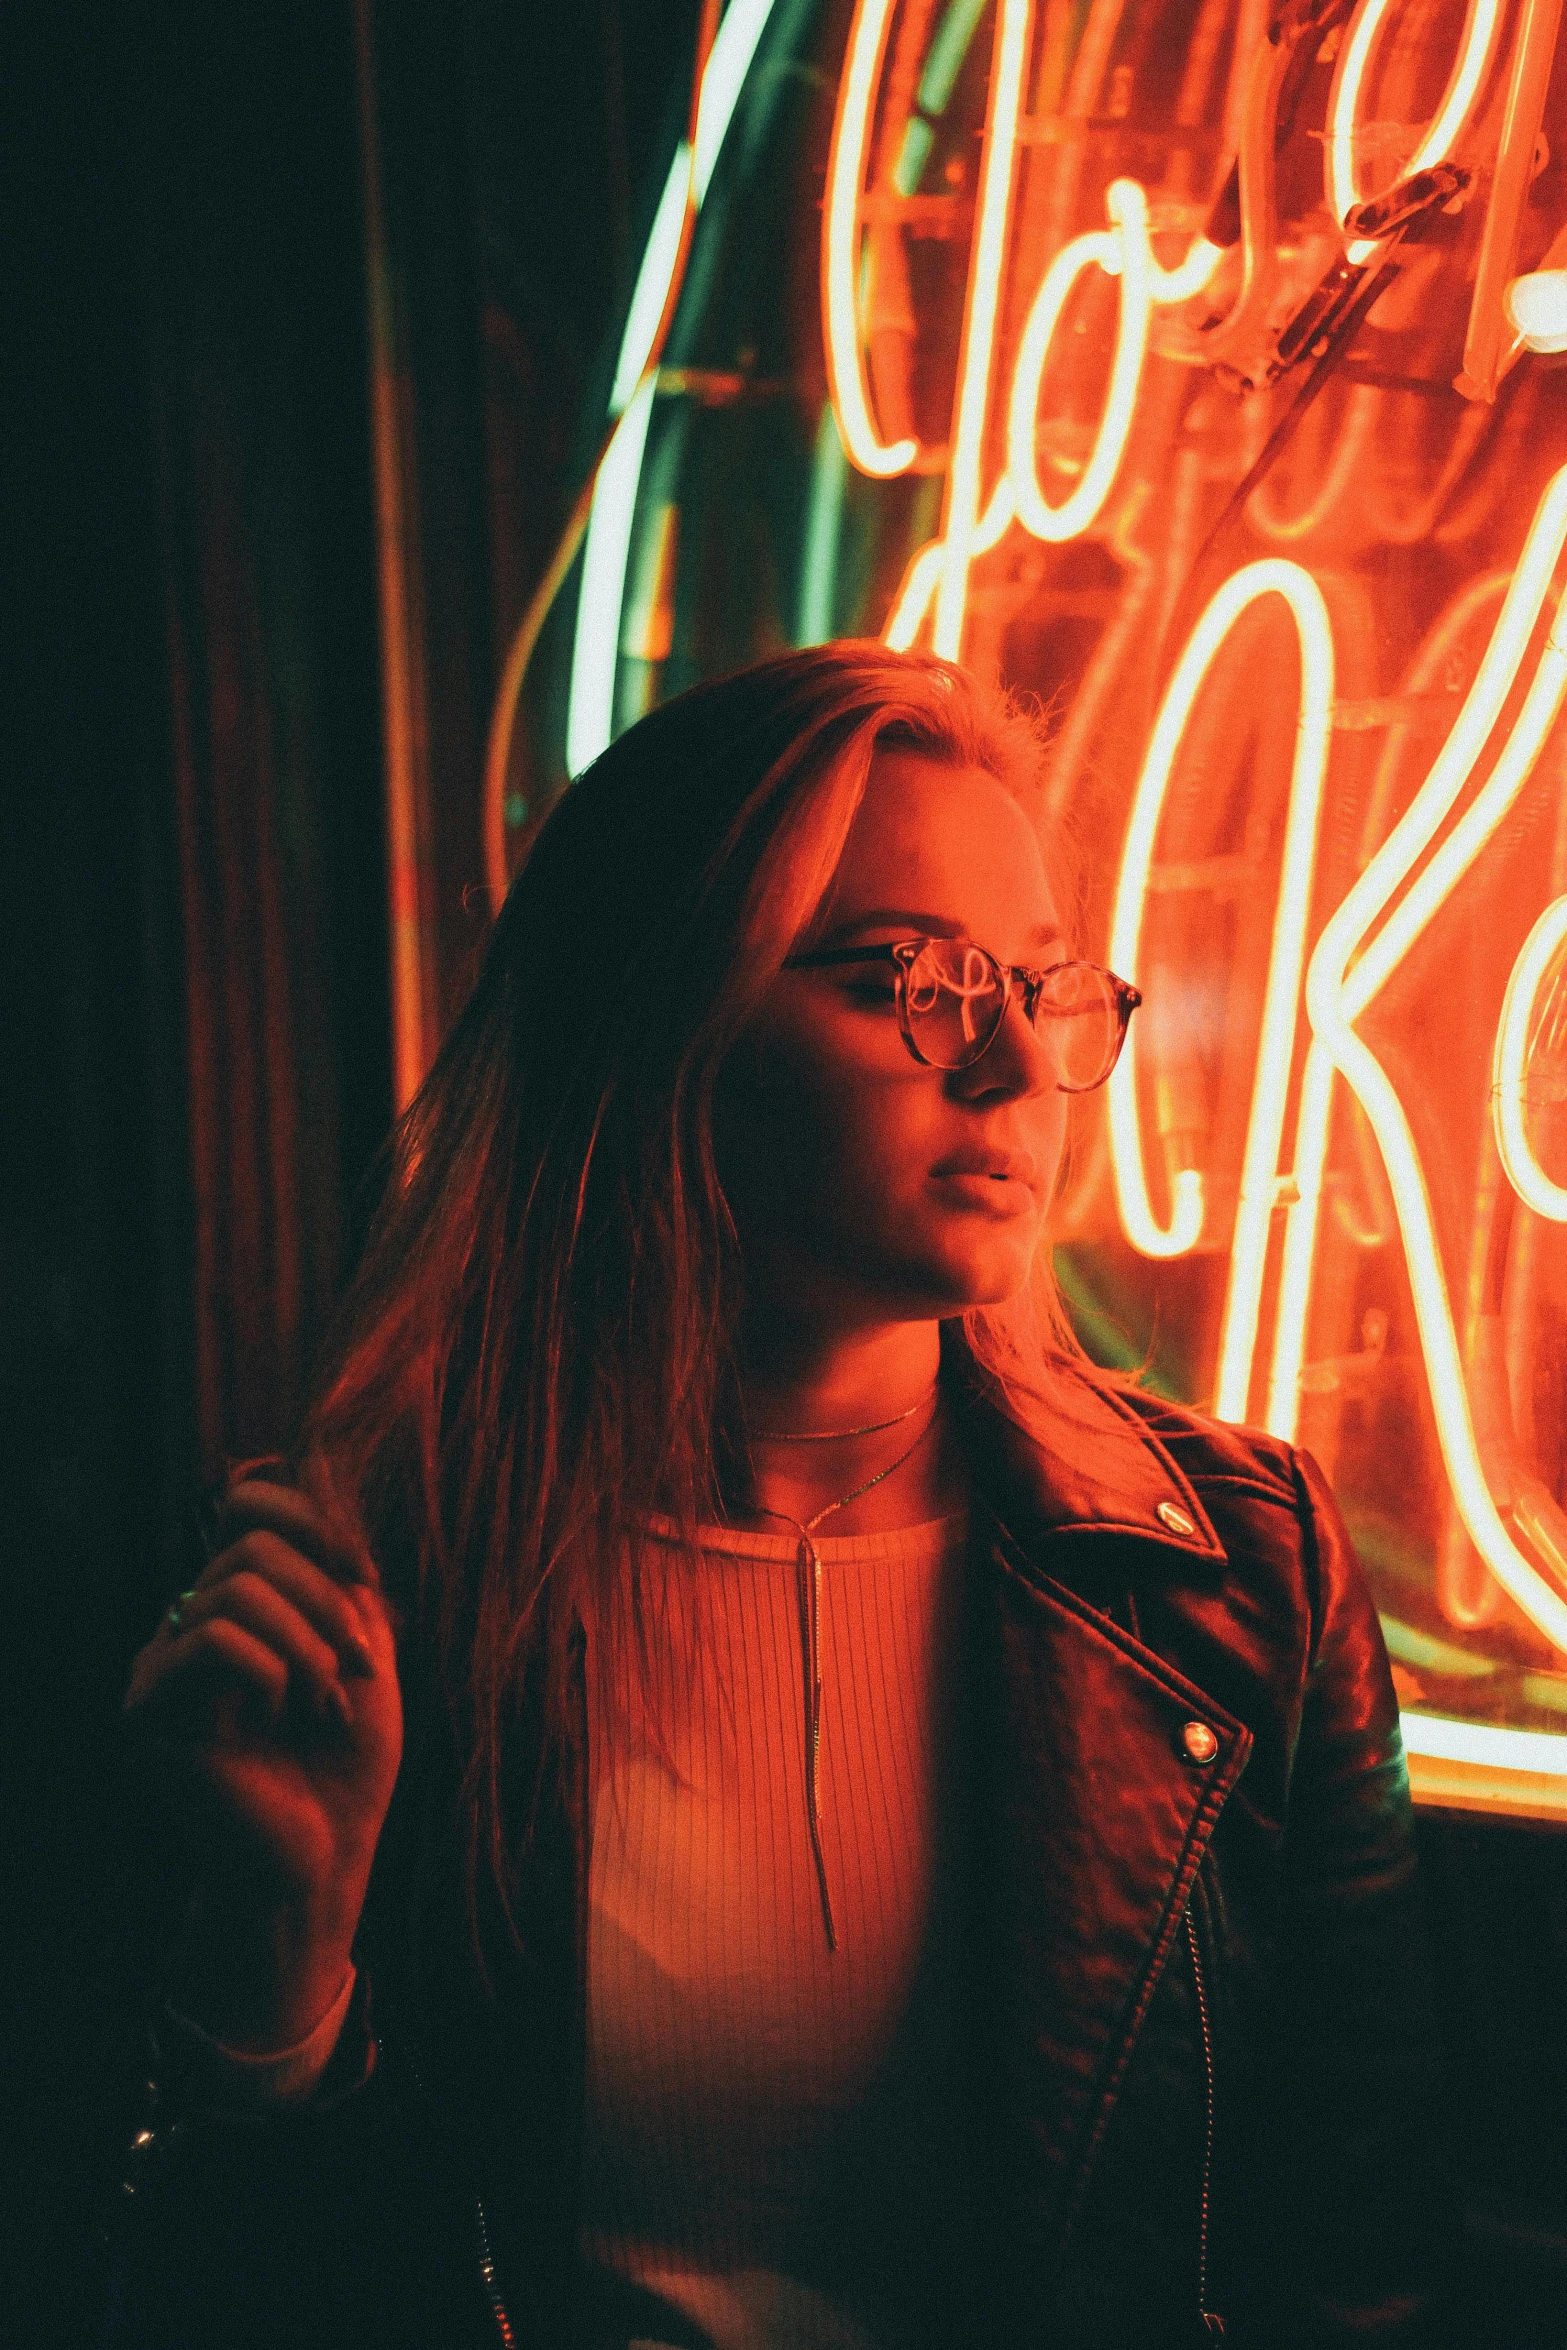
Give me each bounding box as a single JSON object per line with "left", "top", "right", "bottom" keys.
{"left": 953, "top": 1356, "right": 1253, "bottom": 2254}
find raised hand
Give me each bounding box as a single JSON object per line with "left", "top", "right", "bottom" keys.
{"left": 124, "top": 1478, "right": 404, "bottom": 2050}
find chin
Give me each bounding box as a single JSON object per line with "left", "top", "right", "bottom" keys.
{"left": 879, "top": 1227, "right": 1044, "bottom": 1314}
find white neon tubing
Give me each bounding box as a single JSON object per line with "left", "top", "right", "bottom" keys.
{"left": 1211, "top": 571, "right": 1335, "bottom": 1421}
{"left": 567, "top": 0, "right": 777, "bottom": 775}
{"left": 1303, "top": 553, "right": 1567, "bottom": 1654}
{"left": 878, "top": 173, "right": 1215, "bottom": 644}
{"left": 1334, "top": 469, "right": 1567, "bottom": 1023}
{"left": 609, "top": 147, "right": 693, "bottom": 417}
{"left": 1107, "top": 562, "right": 1333, "bottom": 1269}
{"left": 1264, "top": 569, "right": 1515, "bottom": 1439}
{"left": 822, "top": 0, "right": 919, "bottom": 477}
{"left": 884, "top": 540, "right": 946, "bottom": 651}
{"left": 1148, "top": 234, "right": 1223, "bottom": 303}
{"left": 1507, "top": 268, "right": 1567, "bottom": 353}
{"left": 566, "top": 379, "right": 656, "bottom": 776}
{"left": 692, "top": 0, "right": 776, "bottom": 200}
{"left": 1307, "top": 999, "right": 1567, "bottom": 1655}
{"left": 1263, "top": 1039, "right": 1338, "bottom": 1436}
{"left": 932, "top": 0, "right": 1033, "bottom": 658}
{"left": 607, "top": 0, "right": 776, "bottom": 418}
{"left": 1494, "top": 897, "right": 1567, "bottom": 1221}
{"left": 1270, "top": 477, "right": 1567, "bottom": 1447}
{"left": 1327, "top": 0, "right": 1503, "bottom": 262}
{"left": 883, "top": 480, "right": 1015, "bottom": 653}
{"left": 1006, "top": 180, "right": 1152, "bottom": 545}
{"left": 1401, "top": 1711, "right": 1567, "bottom": 1775}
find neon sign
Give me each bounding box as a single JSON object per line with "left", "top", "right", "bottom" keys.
{"left": 824, "top": 0, "right": 1567, "bottom": 1615}
{"left": 533, "top": 0, "right": 1567, "bottom": 1812}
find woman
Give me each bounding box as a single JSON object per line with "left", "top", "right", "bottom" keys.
{"left": 118, "top": 644, "right": 1451, "bottom": 2349}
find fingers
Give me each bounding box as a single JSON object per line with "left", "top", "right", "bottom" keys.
{"left": 125, "top": 1609, "right": 294, "bottom": 1730}
{"left": 183, "top": 1550, "right": 364, "bottom": 1720}
{"left": 204, "top": 1531, "right": 381, "bottom": 1679}
{"left": 126, "top": 1530, "right": 385, "bottom": 1732}
{"left": 215, "top": 1480, "right": 379, "bottom": 1592}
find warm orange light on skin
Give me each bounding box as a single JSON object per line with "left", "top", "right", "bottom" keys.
{"left": 1299, "top": 466, "right": 1567, "bottom": 1653}
{"left": 1327, "top": 0, "right": 1503, "bottom": 263}
{"left": 1495, "top": 898, "right": 1567, "bottom": 1221}
{"left": 822, "top": 0, "right": 920, "bottom": 479}
{"left": 932, "top": 0, "right": 1033, "bottom": 658}
{"left": 1107, "top": 564, "right": 1334, "bottom": 1330}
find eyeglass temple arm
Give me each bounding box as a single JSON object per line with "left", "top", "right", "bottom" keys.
{"left": 784, "top": 945, "right": 903, "bottom": 969}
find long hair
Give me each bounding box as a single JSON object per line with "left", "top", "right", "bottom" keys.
{"left": 300, "top": 642, "right": 1091, "bottom": 1954}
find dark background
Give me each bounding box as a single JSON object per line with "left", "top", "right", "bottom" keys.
{"left": 4, "top": 2, "right": 1567, "bottom": 2342}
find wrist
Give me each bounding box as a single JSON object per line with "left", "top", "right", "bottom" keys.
{"left": 171, "top": 1879, "right": 365, "bottom": 2054}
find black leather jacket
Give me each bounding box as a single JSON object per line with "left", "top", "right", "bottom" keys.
{"left": 109, "top": 1360, "right": 1454, "bottom": 2350}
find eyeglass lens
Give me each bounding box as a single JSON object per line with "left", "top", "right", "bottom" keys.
{"left": 903, "top": 941, "right": 1122, "bottom": 1088}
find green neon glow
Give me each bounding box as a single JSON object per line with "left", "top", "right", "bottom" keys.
{"left": 917, "top": 0, "right": 990, "bottom": 115}
{"left": 797, "top": 404, "right": 849, "bottom": 644}
{"left": 894, "top": 116, "right": 934, "bottom": 195}
{"left": 1381, "top": 1617, "right": 1497, "bottom": 1679}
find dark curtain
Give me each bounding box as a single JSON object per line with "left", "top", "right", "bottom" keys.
{"left": 3, "top": 5, "right": 396, "bottom": 2332}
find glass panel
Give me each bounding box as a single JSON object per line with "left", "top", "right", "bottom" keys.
{"left": 475, "top": 0, "right": 1567, "bottom": 1820}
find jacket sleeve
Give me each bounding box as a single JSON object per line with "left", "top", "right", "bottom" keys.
{"left": 1250, "top": 1445, "right": 1459, "bottom": 2348}
{"left": 101, "top": 1972, "right": 506, "bottom": 2350}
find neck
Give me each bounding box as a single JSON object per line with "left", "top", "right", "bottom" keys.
{"left": 724, "top": 1314, "right": 965, "bottom": 1536}
{"left": 738, "top": 1315, "right": 942, "bottom": 1438}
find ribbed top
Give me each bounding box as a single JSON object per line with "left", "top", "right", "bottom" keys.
{"left": 576, "top": 1511, "right": 972, "bottom": 2350}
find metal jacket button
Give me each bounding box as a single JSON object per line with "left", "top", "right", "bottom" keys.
{"left": 1157, "top": 1499, "right": 1196, "bottom": 1535}
{"left": 1182, "top": 1720, "right": 1220, "bottom": 1765}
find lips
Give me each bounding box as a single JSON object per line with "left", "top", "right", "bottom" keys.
{"left": 929, "top": 1145, "right": 1040, "bottom": 1189}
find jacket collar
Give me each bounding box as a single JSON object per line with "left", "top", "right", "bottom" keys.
{"left": 942, "top": 1336, "right": 1227, "bottom": 1570}
{"left": 945, "top": 1344, "right": 1252, "bottom": 2259}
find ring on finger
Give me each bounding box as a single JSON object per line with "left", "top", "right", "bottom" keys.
{"left": 165, "top": 1588, "right": 199, "bottom": 1638}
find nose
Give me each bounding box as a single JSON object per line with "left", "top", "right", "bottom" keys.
{"left": 951, "top": 987, "right": 1056, "bottom": 1102}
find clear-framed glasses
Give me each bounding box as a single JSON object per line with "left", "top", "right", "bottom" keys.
{"left": 786, "top": 937, "right": 1141, "bottom": 1090}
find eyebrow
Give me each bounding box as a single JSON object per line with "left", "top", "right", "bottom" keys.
{"left": 817, "top": 909, "right": 1065, "bottom": 953}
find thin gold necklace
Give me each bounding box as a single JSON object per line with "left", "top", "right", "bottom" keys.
{"left": 751, "top": 1399, "right": 942, "bottom": 1952}
{"left": 750, "top": 1391, "right": 931, "bottom": 1443}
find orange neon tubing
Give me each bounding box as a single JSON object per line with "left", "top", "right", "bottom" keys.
{"left": 1494, "top": 897, "right": 1567, "bottom": 1222}
{"left": 1327, "top": 0, "right": 1503, "bottom": 262}
{"left": 931, "top": 0, "right": 1033, "bottom": 658}
{"left": 1106, "top": 563, "right": 1334, "bottom": 1337}
{"left": 1263, "top": 569, "right": 1514, "bottom": 1436}
{"left": 1298, "top": 467, "right": 1567, "bottom": 1653}
{"left": 1006, "top": 179, "right": 1154, "bottom": 545}
{"left": 822, "top": 0, "right": 920, "bottom": 478}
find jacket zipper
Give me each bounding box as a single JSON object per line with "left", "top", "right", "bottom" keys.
{"left": 1184, "top": 1904, "right": 1225, "bottom": 2341}
{"left": 396, "top": 2034, "right": 518, "bottom": 2347}
{"left": 475, "top": 2191, "right": 518, "bottom": 2348}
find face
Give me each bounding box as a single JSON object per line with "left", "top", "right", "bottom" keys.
{"left": 716, "top": 747, "right": 1072, "bottom": 1332}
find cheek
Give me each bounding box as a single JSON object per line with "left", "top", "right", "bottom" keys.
{"left": 715, "top": 1025, "right": 926, "bottom": 1222}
